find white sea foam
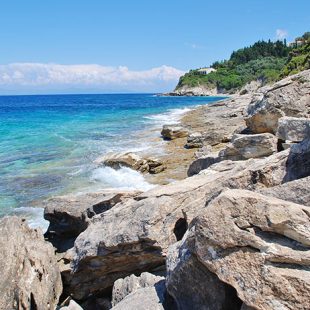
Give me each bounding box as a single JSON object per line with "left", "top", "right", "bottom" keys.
{"left": 144, "top": 107, "right": 193, "bottom": 126}
{"left": 12, "top": 207, "right": 49, "bottom": 233}
{"left": 91, "top": 166, "right": 155, "bottom": 191}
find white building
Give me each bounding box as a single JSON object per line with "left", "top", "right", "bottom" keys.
{"left": 197, "top": 67, "right": 216, "bottom": 75}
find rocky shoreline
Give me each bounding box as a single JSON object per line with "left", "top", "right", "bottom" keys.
{"left": 1, "top": 69, "right": 310, "bottom": 310}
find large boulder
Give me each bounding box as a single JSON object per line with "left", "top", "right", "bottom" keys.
{"left": 277, "top": 116, "right": 310, "bottom": 142}
{"left": 187, "top": 153, "right": 220, "bottom": 177}
{"left": 169, "top": 189, "right": 310, "bottom": 309}
{"left": 0, "top": 217, "right": 62, "bottom": 310}
{"left": 246, "top": 70, "right": 310, "bottom": 134}
{"left": 44, "top": 190, "right": 139, "bottom": 252}
{"left": 62, "top": 146, "right": 304, "bottom": 300}
{"left": 161, "top": 125, "right": 189, "bottom": 140}
{"left": 112, "top": 272, "right": 165, "bottom": 307}
{"left": 219, "top": 133, "right": 278, "bottom": 160}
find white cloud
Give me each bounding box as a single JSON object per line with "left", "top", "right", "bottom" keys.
{"left": 276, "top": 29, "right": 288, "bottom": 40}
{"left": 0, "top": 63, "right": 185, "bottom": 94}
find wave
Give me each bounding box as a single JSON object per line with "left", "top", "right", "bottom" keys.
{"left": 91, "top": 166, "right": 155, "bottom": 191}
{"left": 11, "top": 207, "right": 49, "bottom": 233}
{"left": 144, "top": 107, "right": 193, "bottom": 126}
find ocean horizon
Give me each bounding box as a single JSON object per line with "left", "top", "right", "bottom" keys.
{"left": 0, "top": 93, "right": 225, "bottom": 229}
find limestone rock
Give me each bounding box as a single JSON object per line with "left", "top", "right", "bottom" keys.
{"left": 112, "top": 272, "right": 165, "bottom": 307}
{"left": 282, "top": 138, "right": 310, "bottom": 182}
{"left": 63, "top": 148, "right": 300, "bottom": 300}
{"left": 0, "top": 217, "right": 62, "bottom": 310}
{"left": 246, "top": 70, "right": 310, "bottom": 134}
{"left": 167, "top": 85, "right": 219, "bottom": 96}
{"left": 59, "top": 298, "right": 83, "bottom": 310}
{"left": 259, "top": 176, "right": 310, "bottom": 206}
{"left": 188, "top": 133, "right": 278, "bottom": 176}
{"left": 166, "top": 239, "right": 242, "bottom": 310}
{"left": 161, "top": 125, "right": 189, "bottom": 140}
{"left": 185, "top": 132, "right": 204, "bottom": 148}
{"left": 219, "top": 133, "right": 278, "bottom": 160}
{"left": 44, "top": 190, "right": 139, "bottom": 252}
{"left": 111, "top": 285, "right": 166, "bottom": 310}
{"left": 179, "top": 189, "right": 310, "bottom": 310}
{"left": 94, "top": 152, "right": 165, "bottom": 174}
{"left": 277, "top": 116, "right": 310, "bottom": 142}
{"left": 187, "top": 153, "right": 220, "bottom": 177}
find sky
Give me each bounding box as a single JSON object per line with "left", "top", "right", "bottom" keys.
{"left": 0, "top": 0, "right": 309, "bottom": 94}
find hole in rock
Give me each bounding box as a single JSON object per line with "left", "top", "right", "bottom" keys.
{"left": 173, "top": 218, "right": 188, "bottom": 241}
{"left": 30, "top": 293, "right": 38, "bottom": 310}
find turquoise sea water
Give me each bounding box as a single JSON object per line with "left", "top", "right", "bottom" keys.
{"left": 0, "top": 94, "right": 224, "bottom": 227}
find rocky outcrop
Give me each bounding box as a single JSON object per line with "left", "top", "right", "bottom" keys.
{"left": 95, "top": 152, "right": 165, "bottom": 174}
{"left": 112, "top": 272, "right": 165, "bottom": 307}
{"left": 61, "top": 143, "right": 310, "bottom": 300}
{"left": 166, "top": 85, "right": 219, "bottom": 96}
{"left": 44, "top": 190, "right": 139, "bottom": 252}
{"left": 219, "top": 133, "right": 278, "bottom": 160}
{"left": 0, "top": 217, "right": 62, "bottom": 310}
{"left": 246, "top": 70, "right": 310, "bottom": 134}
{"left": 167, "top": 189, "right": 310, "bottom": 310}
{"left": 277, "top": 116, "right": 310, "bottom": 142}
{"left": 161, "top": 125, "right": 189, "bottom": 140}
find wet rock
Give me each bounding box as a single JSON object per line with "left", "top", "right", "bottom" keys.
{"left": 0, "top": 216, "right": 62, "bottom": 310}
{"left": 95, "top": 152, "right": 165, "bottom": 174}
{"left": 246, "top": 70, "right": 310, "bottom": 134}
{"left": 179, "top": 189, "right": 310, "bottom": 310}
{"left": 161, "top": 125, "right": 189, "bottom": 140}
{"left": 277, "top": 116, "right": 310, "bottom": 142}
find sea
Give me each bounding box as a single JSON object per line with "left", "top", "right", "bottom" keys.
{"left": 0, "top": 93, "right": 225, "bottom": 230}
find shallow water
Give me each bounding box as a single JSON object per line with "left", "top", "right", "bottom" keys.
{"left": 0, "top": 93, "right": 225, "bottom": 228}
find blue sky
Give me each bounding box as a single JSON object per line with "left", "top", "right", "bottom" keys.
{"left": 0, "top": 0, "right": 309, "bottom": 94}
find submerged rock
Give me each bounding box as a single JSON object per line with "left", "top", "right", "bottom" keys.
{"left": 170, "top": 189, "right": 310, "bottom": 309}
{"left": 0, "top": 216, "right": 62, "bottom": 310}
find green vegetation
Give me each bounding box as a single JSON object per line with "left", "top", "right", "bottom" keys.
{"left": 280, "top": 37, "right": 310, "bottom": 77}
{"left": 176, "top": 33, "right": 309, "bottom": 93}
